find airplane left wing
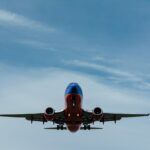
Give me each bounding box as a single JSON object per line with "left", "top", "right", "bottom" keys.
{"left": 82, "top": 110, "right": 149, "bottom": 124}
{"left": 101, "top": 113, "right": 150, "bottom": 123}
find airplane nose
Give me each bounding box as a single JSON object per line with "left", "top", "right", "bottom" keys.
{"left": 70, "top": 86, "right": 78, "bottom": 93}
{"left": 65, "top": 83, "right": 83, "bottom": 96}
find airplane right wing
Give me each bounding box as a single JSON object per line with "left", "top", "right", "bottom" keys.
{"left": 0, "top": 113, "right": 46, "bottom": 123}
{"left": 0, "top": 110, "right": 65, "bottom": 124}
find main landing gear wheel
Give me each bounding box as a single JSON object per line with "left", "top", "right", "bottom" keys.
{"left": 83, "top": 125, "right": 91, "bottom": 130}
{"left": 57, "top": 125, "right": 64, "bottom": 130}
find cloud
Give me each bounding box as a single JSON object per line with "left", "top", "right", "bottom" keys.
{"left": 92, "top": 56, "right": 121, "bottom": 64}
{"left": 0, "top": 9, "right": 56, "bottom": 32}
{"left": 0, "top": 1, "right": 150, "bottom": 149}
{"left": 0, "top": 64, "right": 149, "bottom": 112}
{"left": 63, "top": 59, "right": 150, "bottom": 90}
{"left": 0, "top": 65, "right": 149, "bottom": 150}
{"left": 18, "top": 40, "right": 57, "bottom": 51}
{"left": 64, "top": 60, "right": 137, "bottom": 79}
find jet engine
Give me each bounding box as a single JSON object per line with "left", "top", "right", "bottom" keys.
{"left": 93, "top": 107, "right": 103, "bottom": 115}
{"left": 45, "top": 107, "right": 55, "bottom": 115}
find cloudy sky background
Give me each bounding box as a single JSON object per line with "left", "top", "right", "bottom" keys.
{"left": 0, "top": 0, "right": 150, "bottom": 150}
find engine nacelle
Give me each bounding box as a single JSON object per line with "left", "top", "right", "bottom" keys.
{"left": 93, "top": 107, "right": 103, "bottom": 115}
{"left": 45, "top": 107, "right": 55, "bottom": 115}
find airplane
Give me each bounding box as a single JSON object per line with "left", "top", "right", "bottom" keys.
{"left": 0, "top": 82, "right": 149, "bottom": 133}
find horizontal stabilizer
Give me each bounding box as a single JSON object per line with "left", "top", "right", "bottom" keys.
{"left": 80, "top": 127, "right": 103, "bottom": 130}
{"left": 44, "top": 127, "right": 67, "bottom": 130}
{"left": 44, "top": 126, "right": 103, "bottom": 130}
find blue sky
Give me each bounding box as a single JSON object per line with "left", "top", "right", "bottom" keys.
{"left": 0, "top": 0, "right": 150, "bottom": 150}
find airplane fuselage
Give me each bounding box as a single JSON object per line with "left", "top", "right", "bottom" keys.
{"left": 64, "top": 83, "right": 83, "bottom": 132}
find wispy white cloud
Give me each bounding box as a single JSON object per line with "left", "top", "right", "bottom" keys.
{"left": 0, "top": 9, "right": 56, "bottom": 32}
{"left": 63, "top": 59, "right": 150, "bottom": 90}
{"left": 0, "top": 64, "right": 149, "bottom": 112}
{"left": 92, "top": 56, "right": 121, "bottom": 64}
{"left": 0, "top": 64, "right": 149, "bottom": 150}
{"left": 64, "top": 59, "right": 140, "bottom": 80}
{"left": 18, "top": 40, "right": 57, "bottom": 51}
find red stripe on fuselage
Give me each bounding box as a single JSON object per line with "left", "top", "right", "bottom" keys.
{"left": 64, "top": 94, "right": 83, "bottom": 132}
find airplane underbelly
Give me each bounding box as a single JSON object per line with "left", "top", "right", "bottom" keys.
{"left": 66, "top": 111, "right": 81, "bottom": 132}
{"left": 65, "top": 94, "right": 82, "bottom": 132}
{"left": 67, "top": 124, "right": 81, "bottom": 132}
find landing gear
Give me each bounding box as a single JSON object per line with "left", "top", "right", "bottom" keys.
{"left": 57, "top": 125, "right": 64, "bottom": 130}
{"left": 87, "top": 125, "right": 90, "bottom": 130}
{"left": 83, "top": 125, "right": 91, "bottom": 130}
